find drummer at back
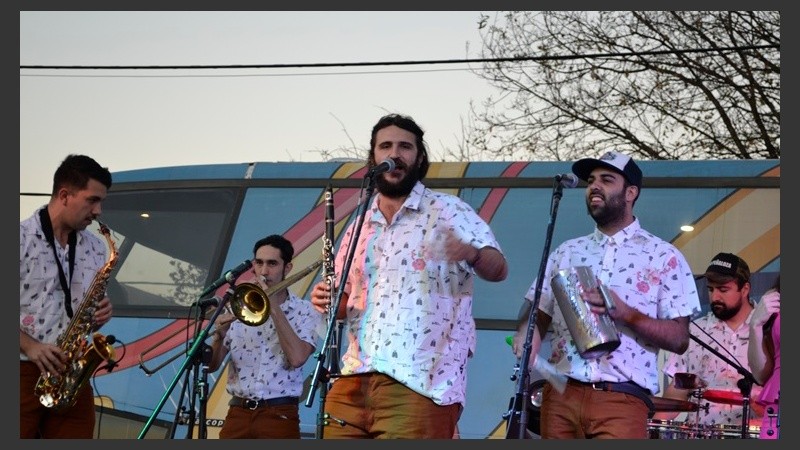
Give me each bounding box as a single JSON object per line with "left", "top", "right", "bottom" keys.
{"left": 657, "top": 253, "right": 763, "bottom": 427}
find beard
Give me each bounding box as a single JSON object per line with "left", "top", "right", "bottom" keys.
{"left": 376, "top": 158, "right": 422, "bottom": 198}
{"left": 586, "top": 188, "right": 626, "bottom": 227}
{"left": 711, "top": 301, "right": 741, "bottom": 321}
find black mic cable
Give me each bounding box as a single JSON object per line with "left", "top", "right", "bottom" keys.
{"left": 690, "top": 320, "right": 744, "bottom": 369}
{"left": 91, "top": 335, "right": 125, "bottom": 438}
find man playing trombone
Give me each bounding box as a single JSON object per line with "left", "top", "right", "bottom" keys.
{"left": 207, "top": 234, "right": 323, "bottom": 439}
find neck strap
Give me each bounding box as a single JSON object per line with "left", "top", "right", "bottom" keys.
{"left": 38, "top": 207, "right": 77, "bottom": 318}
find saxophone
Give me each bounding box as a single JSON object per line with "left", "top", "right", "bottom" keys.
{"left": 34, "top": 221, "right": 118, "bottom": 409}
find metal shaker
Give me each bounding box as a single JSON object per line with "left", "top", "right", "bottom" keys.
{"left": 550, "top": 266, "right": 620, "bottom": 359}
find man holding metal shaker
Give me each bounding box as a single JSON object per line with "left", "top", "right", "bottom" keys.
{"left": 511, "top": 151, "right": 702, "bottom": 438}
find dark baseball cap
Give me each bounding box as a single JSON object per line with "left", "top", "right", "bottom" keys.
{"left": 704, "top": 252, "right": 751, "bottom": 284}
{"left": 572, "top": 151, "right": 643, "bottom": 188}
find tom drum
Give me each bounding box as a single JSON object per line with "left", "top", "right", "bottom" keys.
{"left": 708, "top": 422, "right": 761, "bottom": 439}
{"left": 647, "top": 420, "right": 715, "bottom": 439}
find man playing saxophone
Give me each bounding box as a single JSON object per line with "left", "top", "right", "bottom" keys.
{"left": 207, "top": 234, "right": 323, "bottom": 438}
{"left": 20, "top": 154, "right": 114, "bottom": 438}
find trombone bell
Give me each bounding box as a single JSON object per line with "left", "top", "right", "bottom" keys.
{"left": 230, "top": 283, "right": 270, "bottom": 326}
{"left": 229, "top": 259, "right": 323, "bottom": 327}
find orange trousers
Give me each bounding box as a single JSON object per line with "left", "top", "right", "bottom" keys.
{"left": 321, "top": 373, "right": 460, "bottom": 439}
{"left": 20, "top": 361, "right": 96, "bottom": 438}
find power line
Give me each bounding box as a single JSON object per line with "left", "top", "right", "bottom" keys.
{"left": 20, "top": 66, "right": 476, "bottom": 79}
{"left": 20, "top": 44, "right": 778, "bottom": 71}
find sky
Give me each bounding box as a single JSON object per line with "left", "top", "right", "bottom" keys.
{"left": 20, "top": 11, "right": 499, "bottom": 220}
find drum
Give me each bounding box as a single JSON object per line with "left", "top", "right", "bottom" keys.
{"left": 647, "top": 420, "right": 715, "bottom": 439}
{"left": 648, "top": 420, "right": 691, "bottom": 439}
{"left": 708, "top": 422, "right": 761, "bottom": 439}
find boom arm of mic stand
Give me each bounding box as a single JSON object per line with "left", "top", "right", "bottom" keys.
{"left": 689, "top": 333, "right": 758, "bottom": 388}
{"left": 305, "top": 179, "right": 376, "bottom": 411}
{"left": 506, "top": 181, "right": 565, "bottom": 439}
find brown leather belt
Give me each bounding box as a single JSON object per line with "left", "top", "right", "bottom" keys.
{"left": 567, "top": 378, "right": 655, "bottom": 417}
{"left": 229, "top": 395, "right": 298, "bottom": 410}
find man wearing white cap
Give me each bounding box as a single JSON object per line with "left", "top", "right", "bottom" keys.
{"left": 511, "top": 150, "right": 702, "bottom": 438}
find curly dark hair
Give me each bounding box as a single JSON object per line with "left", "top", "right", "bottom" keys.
{"left": 368, "top": 113, "right": 429, "bottom": 179}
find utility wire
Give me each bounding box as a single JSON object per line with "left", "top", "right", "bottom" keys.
{"left": 20, "top": 44, "right": 778, "bottom": 71}
{"left": 20, "top": 67, "right": 477, "bottom": 79}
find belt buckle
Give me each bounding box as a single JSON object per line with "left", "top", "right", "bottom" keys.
{"left": 245, "top": 399, "right": 259, "bottom": 410}
{"left": 591, "top": 382, "right": 605, "bottom": 391}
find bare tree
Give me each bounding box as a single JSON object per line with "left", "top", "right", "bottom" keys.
{"left": 313, "top": 113, "right": 366, "bottom": 162}
{"left": 313, "top": 111, "right": 454, "bottom": 163}
{"left": 468, "top": 11, "right": 780, "bottom": 161}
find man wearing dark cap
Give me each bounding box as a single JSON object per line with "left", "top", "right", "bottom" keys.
{"left": 657, "top": 252, "right": 764, "bottom": 432}
{"left": 511, "top": 150, "right": 701, "bottom": 438}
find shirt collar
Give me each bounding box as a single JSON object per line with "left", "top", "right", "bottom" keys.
{"left": 592, "top": 216, "right": 641, "bottom": 245}
{"left": 370, "top": 181, "right": 426, "bottom": 221}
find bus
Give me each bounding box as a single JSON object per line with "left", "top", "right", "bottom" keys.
{"left": 75, "top": 159, "right": 779, "bottom": 439}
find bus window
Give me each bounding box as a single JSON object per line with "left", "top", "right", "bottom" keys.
{"left": 96, "top": 187, "right": 241, "bottom": 317}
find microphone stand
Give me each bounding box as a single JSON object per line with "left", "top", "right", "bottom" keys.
{"left": 689, "top": 333, "right": 758, "bottom": 439}
{"left": 305, "top": 176, "right": 375, "bottom": 434}
{"left": 184, "top": 302, "right": 215, "bottom": 440}
{"left": 166, "top": 360, "right": 192, "bottom": 438}
{"left": 505, "top": 176, "right": 566, "bottom": 439}
{"left": 180, "top": 305, "right": 203, "bottom": 439}
{"left": 164, "top": 312, "right": 205, "bottom": 439}
{"left": 312, "top": 321, "right": 344, "bottom": 439}
{"left": 138, "top": 286, "right": 235, "bottom": 439}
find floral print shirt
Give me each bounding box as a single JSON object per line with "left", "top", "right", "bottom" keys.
{"left": 663, "top": 310, "right": 762, "bottom": 426}
{"left": 223, "top": 291, "right": 322, "bottom": 400}
{"left": 335, "top": 181, "right": 502, "bottom": 407}
{"left": 529, "top": 217, "right": 701, "bottom": 394}
{"left": 20, "top": 206, "right": 109, "bottom": 360}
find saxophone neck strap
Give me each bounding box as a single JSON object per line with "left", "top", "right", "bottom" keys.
{"left": 39, "top": 207, "right": 77, "bottom": 318}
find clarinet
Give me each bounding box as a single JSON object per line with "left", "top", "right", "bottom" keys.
{"left": 323, "top": 185, "right": 341, "bottom": 380}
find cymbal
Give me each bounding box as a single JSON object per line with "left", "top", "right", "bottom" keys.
{"left": 702, "top": 389, "right": 744, "bottom": 405}
{"left": 649, "top": 396, "right": 699, "bottom": 412}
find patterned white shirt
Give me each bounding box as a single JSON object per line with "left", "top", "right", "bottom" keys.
{"left": 222, "top": 291, "right": 322, "bottom": 400}
{"left": 663, "top": 311, "right": 762, "bottom": 426}
{"left": 20, "top": 206, "right": 109, "bottom": 360}
{"left": 335, "top": 181, "right": 502, "bottom": 407}
{"left": 530, "top": 218, "right": 701, "bottom": 394}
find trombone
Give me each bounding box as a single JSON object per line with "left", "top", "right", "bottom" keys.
{"left": 138, "top": 259, "right": 323, "bottom": 375}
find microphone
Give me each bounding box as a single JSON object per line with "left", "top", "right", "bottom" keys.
{"left": 193, "top": 296, "right": 222, "bottom": 308}
{"left": 104, "top": 335, "right": 118, "bottom": 372}
{"left": 200, "top": 259, "right": 253, "bottom": 297}
{"left": 366, "top": 159, "right": 396, "bottom": 178}
{"left": 556, "top": 173, "right": 579, "bottom": 188}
